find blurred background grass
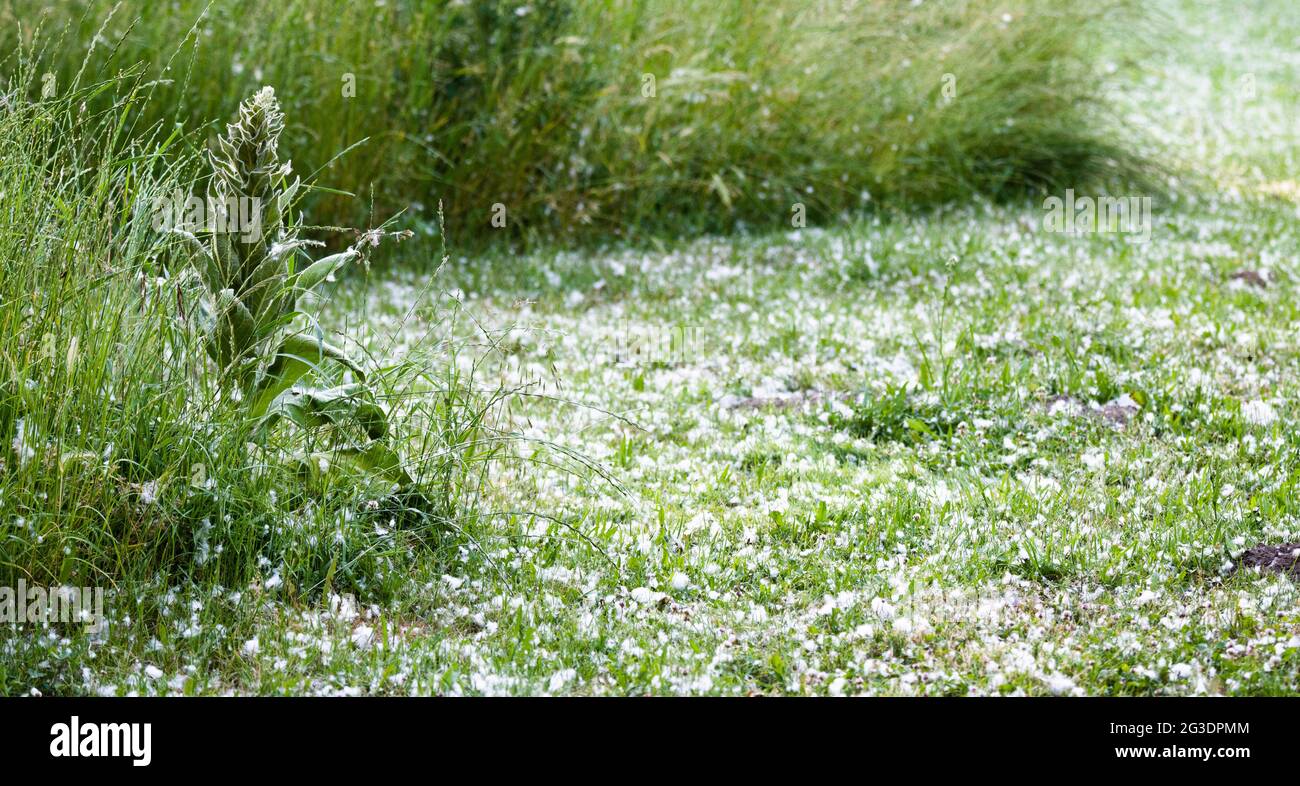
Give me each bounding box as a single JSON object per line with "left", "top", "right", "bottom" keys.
{"left": 2, "top": 0, "right": 1151, "bottom": 248}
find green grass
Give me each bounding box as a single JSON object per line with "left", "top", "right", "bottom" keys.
{"left": 11, "top": 187, "right": 1300, "bottom": 694}
{"left": 3, "top": 0, "right": 1151, "bottom": 245}
{"left": 14, "top": 188, "right": 1300, "bottom": 695}
{"left": 4, "top": 0, "right": 1300, "bottom": 696}
{"left": 0, "top": 71, "right": 511, "bottom": 617}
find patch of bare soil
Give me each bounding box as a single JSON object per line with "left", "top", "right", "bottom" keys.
{"left": 1229, "top": 269, "right": 1270, "bottom": 288}
{"left": 1236, "top": 543, "right": 1300, "bottom": 579}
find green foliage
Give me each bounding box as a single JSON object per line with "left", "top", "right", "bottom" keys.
{"left": 173, "top": 87, "right": 410, "bottom": 484}
{"left": 2, "top": 0, "right": 1153, "bottom": 246}
{"left": 0, "top": 70, "right": 479, "bottom": 595}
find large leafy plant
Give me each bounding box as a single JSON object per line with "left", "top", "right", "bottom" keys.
{"left": 174, "top": 86, "right": 409, "bottom": 484}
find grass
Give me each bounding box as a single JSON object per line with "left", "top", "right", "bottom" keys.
{"left": 4, "top": 0, "right": 1300, "bottom": 695}
{"left": 16, "top": 189, "right": 1300, "bottom": 695}
{"left": 0, "top": 68, "right": 513, "bottom": 639}
{"left": 3, "top": 0, "right": 1151, "bottom": 245}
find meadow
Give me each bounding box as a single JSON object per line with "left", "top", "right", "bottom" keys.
{"left": 1, "top": 0, "right": 1298, "bottom": 695}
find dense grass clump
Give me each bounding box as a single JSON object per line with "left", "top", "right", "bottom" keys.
{"left": 0, "top": 69, "right": 501, "bottom": 598}
{"left": 2, "top": 0, "right": 1149, "bottom": 245}
{"left": 0, "top": 72, "right": 187, "bottom": 587}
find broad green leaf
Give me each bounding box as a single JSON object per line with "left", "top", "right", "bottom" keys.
{"left": 212, "top": 231, "right": 239, "bottom": 290}
{"left": 256, "top": 383, "right": 387, "bottom": 441}
{"left": 291, "top": 249, "right": 359, "bottom": 299}
{"left": 289, "top": 444, "right": 411, "bottom": 487}
{"left": 337, "top": 441, "right": 412, "bottom": 486}
{"left": 248, "top": 334, "right": 364, "bottom": 419}
{"left": 300, "top": 383, "right": 388, "bottom": 440}
{"left": 240, "top": 247, "right": 286, "bottom": 323}
{"left": 213, "top": 288, "right": 255, "bottom": 368}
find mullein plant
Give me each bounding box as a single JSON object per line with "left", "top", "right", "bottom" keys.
{"left": 174, "top": 87, "right": 411, "bottom": 484}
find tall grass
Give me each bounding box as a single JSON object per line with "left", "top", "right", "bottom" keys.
{"left": 2, "top": 0, "right": 1150, "bottom": 246}
{"left": 0, "top": 65, "right": 508, "bottom": 599}
{"left": 0, "top": 68, "right": 185, "bottom": 588}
